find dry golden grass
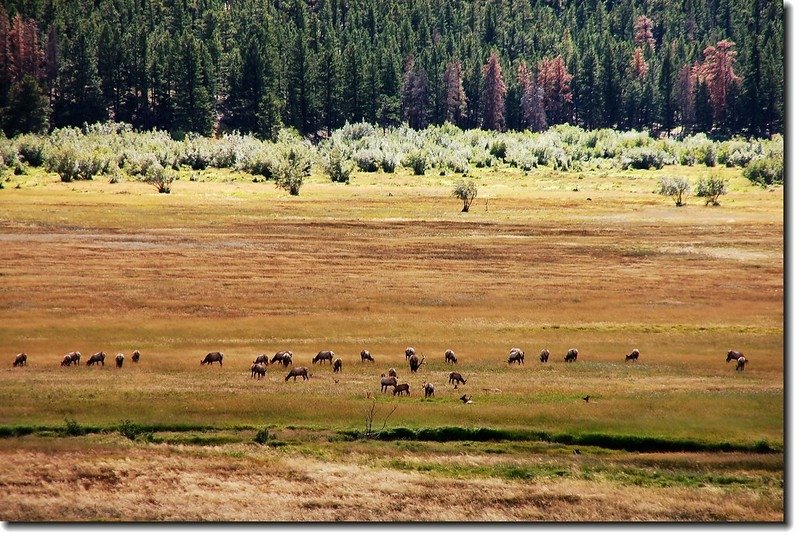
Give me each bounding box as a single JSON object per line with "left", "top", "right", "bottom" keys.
{"left": 0, "top": 164, "right": 784, "bottom": 521}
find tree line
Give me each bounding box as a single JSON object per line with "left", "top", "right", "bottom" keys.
{"left": 0, "top": 0, "right": 784, "bottom": 140}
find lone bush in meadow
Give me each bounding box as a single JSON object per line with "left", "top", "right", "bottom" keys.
{"left": 659, "top": 176, "right": 691, "bottom": 206}
{"left": 321, "top": 145, "right": 355, "bottom": 183}
{"left": 743, "top": 157, "right": 783, "bottom": 187}
{"left": 453, "top": 179, "right": 478, "bottom": 212}
{"left": 695, "top": 176, "right": 728, "bottom": 205}
{"left": 274, "top": 138, "right": 313, "bottom": 195}
{"left": 142, "top": 162, "right": 177, "bottom": 193}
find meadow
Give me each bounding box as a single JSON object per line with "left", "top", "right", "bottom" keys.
{"left": 0, "top": 145, "right": 784, "bottom": 521}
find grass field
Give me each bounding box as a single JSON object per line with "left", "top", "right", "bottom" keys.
{"left": 0, "top": 163, "right": 784, "bottom": 521}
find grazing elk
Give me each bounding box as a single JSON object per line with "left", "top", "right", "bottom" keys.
{"left": 449, "top": 372, "right": 467, "bottom": 386}
{"left": 131, "top": 350, "right": 141, "bottom": 363}
{"left": 360, "top": 350, "right": 374, "bottom": 362}
{"left": 625, "top": 349, "right": 640, "bottom": 362}
{"left": 285, "top": 366, "right": 309, "bottom": 382}
{"left": 312, "top": 350, "right": 334, "bottom": 365}
{"left": 64, "top": 351, "right": 81, "bottom": 366}
{"left": 539, "top": 349, "right": 550, "bottom": 363}
{"left": 380, "top": 375, "right": 398, "bottom": 393}
{"left": 201, "top": 351, "right": 224, "bottom": 366}
{"left": 564, "top": 348, "right": 579, "bottom": 363}
{"left": 726, "top": 350, "right": 744, "bottom": 363}
{"left": 251, "top": 363, "right": 266, "bottom": 379}
{"left": 13, "top": 353, "right": 27, "bottom": 367}
{"left": 253, "top": 354, "right": 270, "bottom": 365}
{"left": 444, "top": 349, "right": 458, "bottom": 364}
{"left": 115, "top": 353, "right": 124, "bottom": 368}
{"left": 393, "top": 383, "right": 410, "bottom": 396}
{"left": 409, "top": 354, "right": 425, "bottom": 373}
{"left": 736, "top": 356, "right": 749, "bottom": 371}
{"left": 61, "top": 355, "right": 75, "bottom": 367}
{"left": 422, "top": 382, "right": 435, "bottom": 398}
{"left": 271, "top": 351, "right": 293, "bottom": 368}
{"left": 332, "top": 357, "right": 342, "bottom": 373}
{"left": 507, "top": 348, "right": 524, "bottom": 365}
{"left": 405, "top": 347, "right": 415, "bottom": 361}
{"left": 86, "top": 352, "right": 106, "bottom": 366}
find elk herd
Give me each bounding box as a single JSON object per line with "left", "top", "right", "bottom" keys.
{"left": 8, "top": 344, "right": 752, "bottom": 405}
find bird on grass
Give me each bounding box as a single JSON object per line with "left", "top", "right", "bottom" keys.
{"left": 460, "top": 394, "right": 472, "bottom": 404}
{"left": 583, "top": 395, "right": 591, "bottom": 403}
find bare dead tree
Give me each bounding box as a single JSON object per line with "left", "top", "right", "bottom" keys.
{"left": 364, "top": 401, "right": 398, "bottom": 439}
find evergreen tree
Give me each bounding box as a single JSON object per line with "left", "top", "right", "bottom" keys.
{"left": 481, "top": 51, "right": 506, "bottom": 131}
{"left": 2, "top": 74, "right": 49, "bottom": 135}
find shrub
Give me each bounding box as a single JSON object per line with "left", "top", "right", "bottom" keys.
{"left": 63, "top": 417, "right": 85, "bottom": 437}
{"left": 489, "top": 139, "right": 507, "bottom": 159}
{"left": 253, "top": 427, "right": 270, "bottom": 444}
{"left": 695, "top": 176, "right": 728, "bottom": 205}
{"left": 321, "top": 145, "right": 355, "bottom": 183}
{"left": 621, "top": 146, "right": 667, "bottom": 170}
{"left": 402, "top": 148, "right": 428, "bottom": 175}
{"left": 658, "top": 176, "right": 691, "bottom": 206}
{"left": 353, "top": 146, "right": 382, "bottom": 172}
{"left": 118, "top": 420, "right": 143, "bottom": 441}
{"left": 453, "top": 179, "right": 478, "bottom": 212}
{"left": 743, "top": 157, "right": 783, "bottom": 187}
{"left": 45, "top": 144, "right": 79, "bottom": 182}
{"left": 142, "top": 162, "right": 177, "bottom": 193}
{"left": 274, "top": 140, "right": 313, "bottom": 195}
{"left": 16, "top": 134, "right": 46, "bottom": 166}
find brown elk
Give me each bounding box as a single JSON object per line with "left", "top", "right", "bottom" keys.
{"left": 508, "top": 348, "right": 524, "bottom": 365}
{"left": 253, "top": 354, "right": 270, "bottom": 365}
{"left": 393, "top": 383, "right": 410, "bottom": 396}
{"left": 201, "top": 351, "right": 224, "bottom": 366}
{"left": 444, "top": 349, "right": 458, "bottom": 364}
{"left": 405, "top": 347, "right": 416, "bottom": 361}
{"left": 62, "top": 351, "right": 81, "bottom": 366}
{"left": 449, "top": 372, "right": 466, "bottom": 386}
{"left": 131, "top": 350, "right": 141, "bottom": 363}
{"left": 422, "top": 382, "right": 435, "bottom": 398}
{"left": 380, "top": 376, "right": 398, "bottom": 393}
{"left": 564, "top": 348, "right": 579, "bottom": 363}
{"left": 86, "top": 352, "right": 106, "bottom": 366}
{"left": 726, "top": 350, "right": 744, "bottom": 363}
{"left": 736, "top": 356, "right": 749, "bottom": 371}
{"left": 409, "top": 354, "right": 425, "bottom": 373}
{"left": 313, "top": 350, "right": 334, "bottom": 364}
{"left": 271, "top": 351, "right": 293, "bottom": 367}
{"left": 13, "top": 353, "right": 27, "bottom": 367}
{"left": 251, "top": 363, "right": 266, "bottom": 379}
{"left": 625, "top": 349, "right": 640, "bottom": 362}
{"left": 115, "top": 353, "right": 124, "bottom": 368}
{"left": 539, "top": 349, "right": 550, "bottom": 363}
{"left": 360, "top": 350, "right": 374, "bottom": 362}
{"left": 332, "top": 357, "right": 342, "bottom": 373}
{"left": 285, "top": 366, "right": 309, "bottom": 381}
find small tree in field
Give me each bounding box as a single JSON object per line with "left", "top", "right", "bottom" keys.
{"left": 143, "top": 162, "right": 176, "bottom": 193}
{"left": 659, "top": 176, "right": 691, "bottom": 206}
{"left": 274, "top": 140, "right": 313, "bottom": 195}
{"left": 453, "top": 179, "right": 478, "bottom": 212}
{"left": 695, "top": 176, "right": 727, "bottom": 205}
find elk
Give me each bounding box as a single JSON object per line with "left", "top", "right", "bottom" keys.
{"left": 86, "top": 352, "right": 106, "bottom": 366}
{"left": 393, "top": 383, "right": 410, "bottom": 396}
{"left": 115, "top": 353, "right": 124, "bottom": 368}
{"left": 444, "top": 349, "right": 458, "bottom": 364}
{"left": 380, "top": 376, "right": 398, "bottom": 393}
{"left": 726, "top": 350, "right": 744, "bottom": 363}
{"left": 449, "top": 372, "right": 466, "bottom": 386}
{"left": 312, "top": 350, "right": 334, "bottom": 364}
{"left": 13, "top": 353, "right": 27, "bottom": 367}
{"left": 409, "top": 354, "right": 425, "bottom": 373}
{"left": 736, "top": 356, "right": 749, "bottom": 371}
{"left": 564, "top": 348, "right": 579, "bottom": 363}
{"left": 625, "top": 349, "right": 640, "bottom": 362}
{"left": 251, "top": 363, "right": 266, "bottom": 379}
{"left": 539, "top": 349, "right": 550, "bottom": 363}
{"left": 131, "top": 350, "right": 141, "bottom": 363}
{"left": 332, "top": 357, "right": 342, "bottom": 373}
{"left": 253, "top": 354, "right": 270, "bottom": 365}
{"left": 422, "top": 382, "right": 435, "bottom": 398}
{"left": 271, "top": 351, "right": 293, "bottom": 367}
{"left": 63, "top": 351, "right": 81, "bottom": 366}
{"left": 508, "top": 348, "right": 524, "bottom": 365}
{"left": 285, "top": 366, "right": 309, "bottom": 381}
{"left": 201, "top": 352, "right": 224, "bottom": 366}
{"left": 405, "top": 347, "right": 416, "bottom": 361}
{"left": 360, "top": 350, "right": 374, "bottom": 362}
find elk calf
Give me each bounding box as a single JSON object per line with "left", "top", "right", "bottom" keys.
{"left": 393, "top": 383, "right": 410, "bottom": 396}
{"left": 449, "top": 372, "right": 466, "bottom": 385}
